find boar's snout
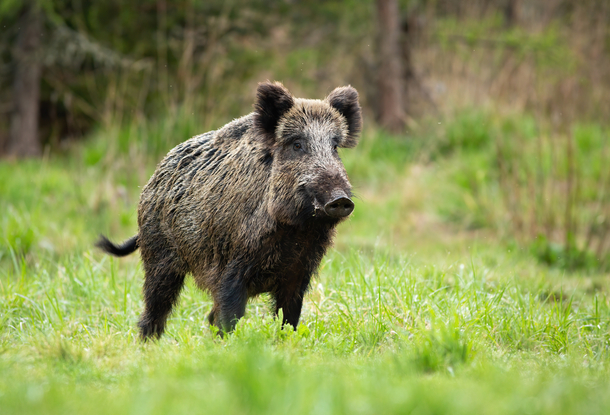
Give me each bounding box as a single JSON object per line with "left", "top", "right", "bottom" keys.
{"left": 324, "top": 192, "right": 354, "bottom": 218}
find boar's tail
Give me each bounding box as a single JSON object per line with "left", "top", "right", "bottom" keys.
{"left": 95, "top": 235, "right": 139, "bottom": 257}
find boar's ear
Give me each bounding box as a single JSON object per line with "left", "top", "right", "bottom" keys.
{"left": 326, "top": 86, "right": 362, "bottom": 148}
{"left": 253, "top": 81, "right": 294, "bottom": 146}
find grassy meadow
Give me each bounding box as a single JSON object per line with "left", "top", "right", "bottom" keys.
{"left": 1, "top": 111, "right": 610, "bottom": 414}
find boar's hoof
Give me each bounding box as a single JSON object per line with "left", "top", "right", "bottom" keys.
{"left": 324, "top": 196, "right": 354, "bottom": 218}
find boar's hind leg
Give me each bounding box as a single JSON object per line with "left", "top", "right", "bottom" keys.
{"left": 273, "top": 274, "right": 312, "bottom": 329}
{"left": 138, "top": 258, "right": 186, "bottom": 340}
{"left": 213, "top": 263, "right": 249, "bottom": 335}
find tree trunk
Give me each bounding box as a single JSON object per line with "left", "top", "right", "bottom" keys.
{"left": 504, "top": 0, "right": 521, "bottom": 27}
{"left": 376, "top": 0, "right": 404, "bottom": 132}
{"left": 9, "top": 3, "right": 43, "bottom": 158}
{"left": 401, "top": 14, "right": 423, "bottom": 118}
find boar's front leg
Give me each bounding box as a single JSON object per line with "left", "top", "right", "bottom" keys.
{"left": 272, "top": 273, "right": 312, "bottom": 329}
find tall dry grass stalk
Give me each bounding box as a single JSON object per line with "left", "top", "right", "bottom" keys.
{"left": 493, "top": 122, "right": 610, "bottom": 270}
{"left": 414, "top": 1, "right": 610, "bottom": 126}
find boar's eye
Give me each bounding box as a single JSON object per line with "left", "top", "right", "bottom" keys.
{"left": 293, "top": 142, "right": 302, "bottom": 151}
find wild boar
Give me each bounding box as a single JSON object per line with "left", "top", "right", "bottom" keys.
{"left": 97, "top": 81, "right": 361, "bottom": 339}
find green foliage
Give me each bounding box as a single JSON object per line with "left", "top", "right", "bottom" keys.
{"left": 435, "top": 16, "right": 576, "bottom": 70}
{"left": 411, "top": 322, "right": 474, "bottom": 373}
{"left": 436, "top": 110, "right": 494, "bottom": 155}
{"left": 424, "top": 109, "right": 610, "bottom": 271}
{"left": 1, "top": 207, "right": 36, "bottom": 260}
{"left": 531, "top": 235, "right": 602, "bottom": 272}
{"left": 341, "top": 129, "right": 420, "bottom": 182}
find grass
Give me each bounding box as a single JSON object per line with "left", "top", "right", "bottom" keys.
{"left": 1, "top": 117, "right": 610, "bottom": 414}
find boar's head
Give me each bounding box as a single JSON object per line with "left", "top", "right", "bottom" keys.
{"left": 254, "top": 81, "right": 362, "bottom": 226}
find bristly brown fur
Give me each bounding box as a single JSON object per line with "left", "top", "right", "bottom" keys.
{"left": 97, "top": 82, "right": 363, "bottom": 340}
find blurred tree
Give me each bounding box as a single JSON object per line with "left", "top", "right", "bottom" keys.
{"left": 7, "top": 1, "right": 43, "bottom": 157}
{"left": 504, "top": 0, "right": 520, "bottom": 27}
{"left": 376, "top": 0, "right": 405, "bottom": 132}
{"left": 399, "top": 6, "right": 436, "bottom": 120}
